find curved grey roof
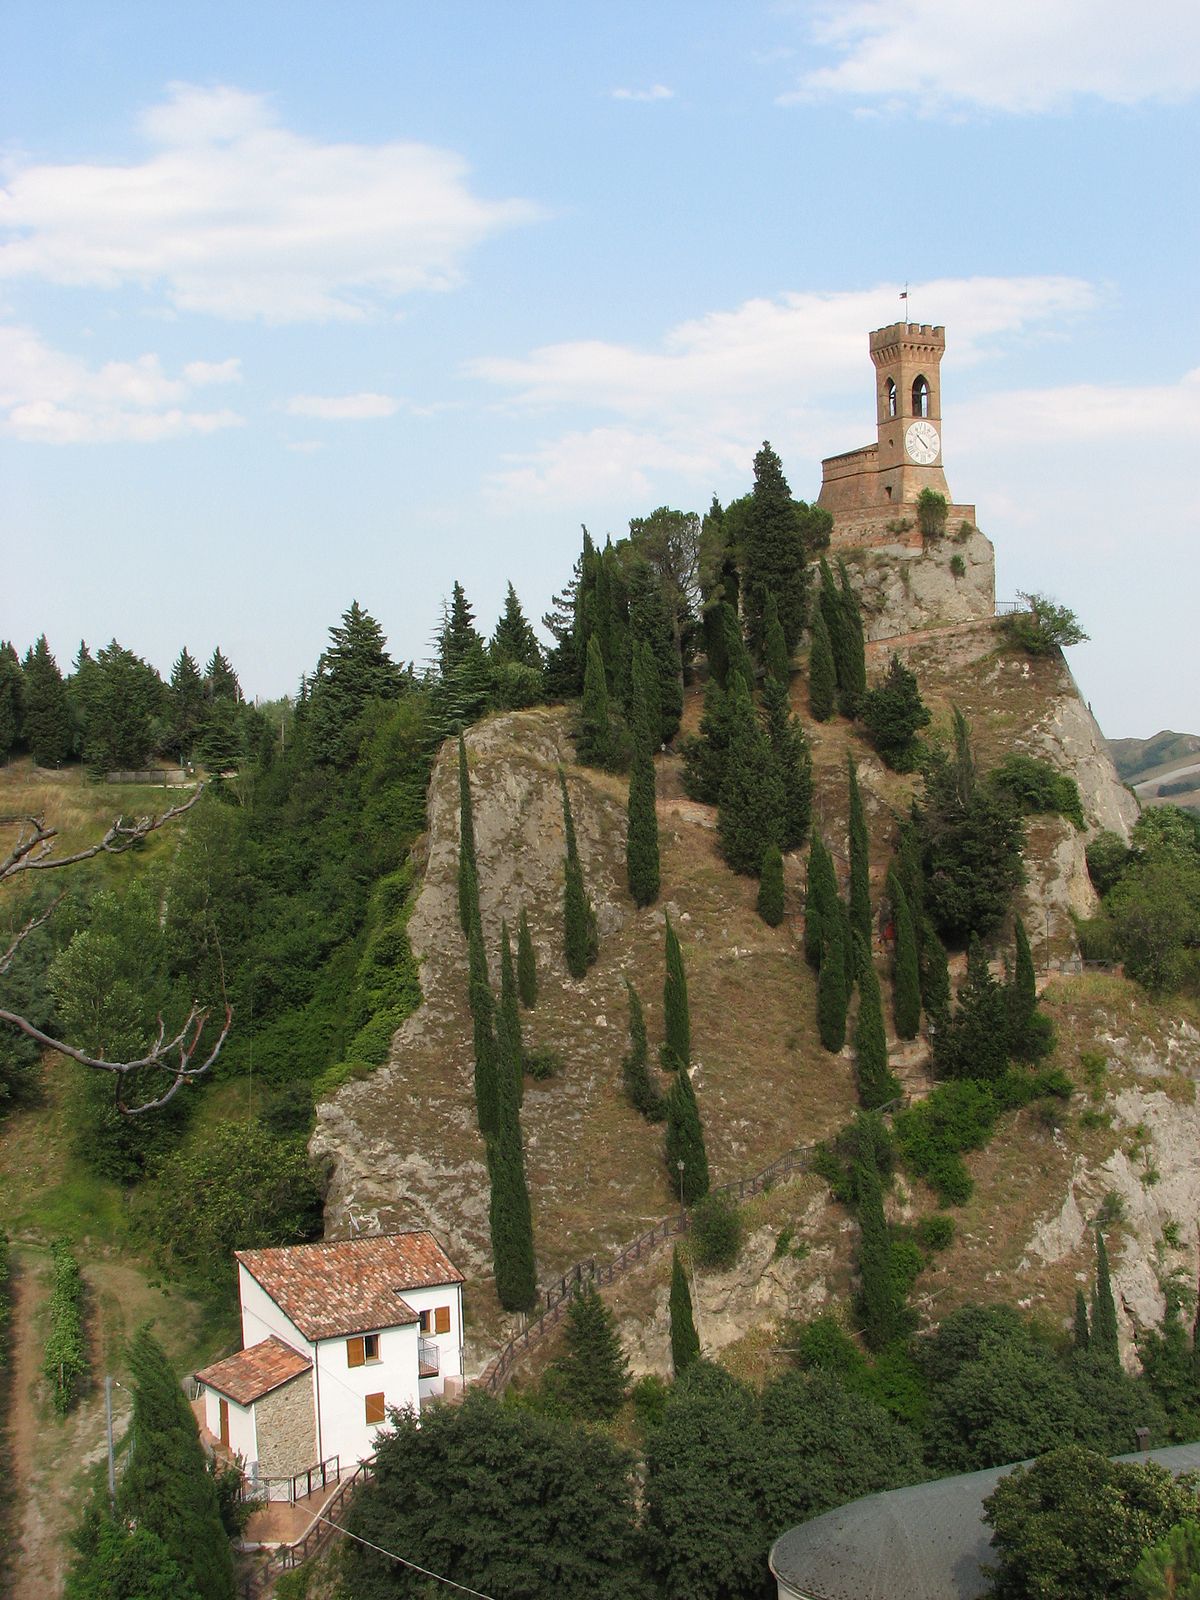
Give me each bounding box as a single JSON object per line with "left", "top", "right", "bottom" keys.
{"left": 768, "top": 1443, "right": 1200, "bottom": 1600}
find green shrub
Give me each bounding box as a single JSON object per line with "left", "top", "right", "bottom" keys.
{"left": 893, "top": 1082, "right": 999, "bottom": 1206}
{"left": 631, "top": 1372, "right": 671, "bottom": 1434}
{"left": 917, "top": 1214, "right": 955, "bottom": 1251}
{"left": 990, "top": 754, "right": 1085, "bottom": 829}
{"left": 949, "top": 554, "right": 966, "bottom": 577}
{"left": 690, "top": 1191, "right": 743, "bottom": 1269}
{"left": 44, "top": 1239, "right": 87, "bottom": 1415}
{"left": 523, "top": 1046, "right": 562, "bottom": 1081}
{"left": 916, "top": 488, "right": 948, "bottom": 540}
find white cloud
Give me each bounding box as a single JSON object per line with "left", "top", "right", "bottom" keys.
{"left": 0, "top": 82, "right": 542, "bottom": 322}
{"left": 286, "top": 391, "right": 400, "bottom": 421}
{"left": 959, "top": 369, "right": 1200, "bottom": 445}
{"left": 611, "top": 84, "right": 675, "bottom": 102}
{"left": 787, "top": 0, "right": 1200, "bottom": 113}
{"left": 183, "top": 357, "right": 242, "bottom": 386}
{"left": 0, "top": 323, "right": 244, "bottom": 442}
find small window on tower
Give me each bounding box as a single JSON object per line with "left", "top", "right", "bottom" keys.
{"left": 886, "top": 378, "right": 896, "bottom": 418}
{"left": 912, "top": 376, "right": 930, "bottom": 417}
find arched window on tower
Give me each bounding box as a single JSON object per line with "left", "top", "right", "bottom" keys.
{"left": 912, "top": 375, "right": 930, "bottom": 418}
{"left": 886, "top": 378, "right": 896, "bottom": 418}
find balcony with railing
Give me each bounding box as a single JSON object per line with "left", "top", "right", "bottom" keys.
{"left": 418, "top": 1338, "right": 440, "bottom": 1378}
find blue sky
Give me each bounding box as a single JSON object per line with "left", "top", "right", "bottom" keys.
{"left": 2, "top": 1, "right": 1197, "bottom": 736}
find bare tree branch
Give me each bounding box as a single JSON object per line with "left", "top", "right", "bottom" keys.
{"left": 0, "top": 785, "right": 231, "bottom": 1111}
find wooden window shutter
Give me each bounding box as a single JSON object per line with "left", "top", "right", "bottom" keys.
{"left": 434, "top": 1305, "right": 451, "bottom": 1334}
{"left": 346, "top": 1336, "right": 366, "bottom": 1368}
{"left": 365, "top": 1392, "right": 386, "bottom": 1425}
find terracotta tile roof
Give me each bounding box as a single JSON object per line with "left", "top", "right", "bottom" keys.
{"left": 195, "top": 1336, "right": 312, "bottom": 1407}
{"left": 235, "top": 1231, "right": 463, "bottom": 1342}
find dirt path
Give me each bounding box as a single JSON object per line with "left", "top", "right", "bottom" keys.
{"left": 7, "top": 1249, "right": 68, "bottom": 1600}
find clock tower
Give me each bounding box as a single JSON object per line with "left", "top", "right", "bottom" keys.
{"left": 818, "top": 321, "right": 959, "bottom": 531}
{"left": 869, "top": 321, "right": 951, "bottom": 504}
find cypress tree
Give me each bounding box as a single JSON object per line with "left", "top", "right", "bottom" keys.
{"left": 630, "top": 637, "right": 662, "bottom": 758}
{"left": 664, "top": 1067, "right": 709, "bottom": 1204}
{"left": 757, "top": 843, "right": 785, "bottom": 926}
{"left": 22, "top": 636, "right": 72, "bottom": 767}
{"left": 621, "top": 979, "right": 665, "bottom": 1121}
{"left": 853, "top": 940, "right": 900, "bottom": 1110}
{"left": 717, "top": 679, "right": 784, "bottom": 877}
{"left": 561, "top": 770, "right": 598, "bottom": 978}
{"left": 119, "top": 1327, "right": 234, "bottom": 1600}
{"left": 681, "top": 674, "right": 737, "bottom": 803}
{"left": 488, "top": 1113, "right": 537, "bottom": 1311}
{"left": 1073, "top": 1288, "right": 1091, "bottom": 1352}
{"left": 703, "top": 601, "right": 728, "bottom": 690}
{"left": 818, "top": 557, "right": 847, "bottom": 696}
{"left": 553, "top": 1283, "right": 629, "bottom": 1420}
{"left": 836, "top": 560, "right": 868, "bottom": 717}
{"left": 762, "top": 592, "right": 790, "bottom": 684}
{"left": 853, "top": 1151, "right": 905, "bottom": 1352}
{"left": 1092, "top": 1228, "right": 1121, "bottom": 1372}
{"left": 762, "top": 676, "right": 813, "bottom": 851}
{"left": 457, "top": 732, "right": 479, "bottom": 938}
{"left": 742, "top": 441, "right": 809, "bottom": 658}
{"left": 517, "top": 908, "right": 537, "bottom": 1009}
{"left": 804, "top": 831, "right": 839, "bottom": 970}
{"left": 577, "top": 635, "right": 613, "bottom": 768}
{"left": 933, "top": 935, "right": 1011, "bottom": 1082}
{"left": 840, "top": 899, "right": 857, "bottom": 993}
{"left": 468, "top": 909, "right": 500, "bottom": 1136}
{"left": 663, "top": 917, "right": 690, "bottom": 1072}
{"left": 717, "top": 602, "right": 754, "bottom": 695}
{"left": 1009, "top": 916, "right": 1050, "bottom": 1060}
{"left": 848, "top": 760, "right": 872, "bottom": 945}
{"left": 887, "top": 869, "right": 922, "bottom": 1040}
{"left": 919, "top": 915, "right": 951, "bottom": 1025}
{"left": 627, "top": 559, "right": 680, "bottom": 744}
{"left": 818, "top": 909, "right": 849, "bottom": 1053}
{"left": 626, "top": 642, "right": 661, "bottom": 906}
{"left": 497, "top": 920, "right": 524, "bottom": 1111}
{"left": 808, "top": 605, "right": 836, "bottom": 722}
{"left": 669, "top": 1247, "right": 701, "bottom": 1374}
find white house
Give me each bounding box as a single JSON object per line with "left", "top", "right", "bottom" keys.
{"left": 195, "top": 1231, "right": 465, "bottom": 1493}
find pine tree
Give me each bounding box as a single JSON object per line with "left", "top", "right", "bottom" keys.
{"left": 853, "top": 940, "right": 900, "bottom": 1110}
{"left": 761, "top": 675, "right": 813, "bottom": 851}
{"left": 762, "top": 592, "right": 790, "bottom": 684}
{"left": 1091, "top": 1228, "right": 1121, "bottom": 1373}
{"left": 119, "top": 1326, "right": 234, "bottom": 1600}
{"left": 561, "top": 770, "right": 598, "bottom": 978}
{"left": 742, "top": 441, "right": 809, "bottom": 658}
{"left": 663, "top": 916, "right": 691, "bottom": 1072}
{"left": 848, "top": 759, "right": 872, "bottom": 945}
{"left": 664, "top": 1067, "right": 709, "bottom": 1204}
{"left": 669, "top": 1247, "right": 701, "bottom": 1374}
{"left": 168, "top": 648, "right": 206, "bottom": 763}
{"left": 307, "top": 601, "right": 402, "bottom": 763}
{"left": 204, "top": 647, "right": 242, "bottom": 706}
{"left": 0, "top": 641, "right": 23, "bottom": 760}
{"left": 836, "top": 560, "right": 867, "bottom": 717}
{"left": 934, "top": 935, "right": 1011, "bottom": 1082}
{"left": 488, "top": 1112, "right": 537, "bottom": 1312}
{"left": 435, "top": 581, "right": 492, "bottom": 730}
{"left": 553, "top": 1283, "right": 629, "bottom": 1420}
{"left": 808, "top": 605, "right": 836, "bottom": 723}
{"left": 621, "top": 979, "right": 665, "bottom": 1120}
{"left": 577, "top": 635, "right": 613, "bottom": 768}
{"left": 517, "top": 908, "right": 537, "bottom": 1009}
{"left": 1073, "top": 1288, "right": 1091, "bottom": 1352}
{"left": 887, "top": 868, "right": 922, "bottom": 1040}
{"left": 757, "top": 844, "right": 785, "bottom": 926}
{"left": 818, "top": 908, "right": 849, "bottom": 1053}
{"left": 717, "top": 679, "right": 784, "bottom": 876}
{"left": 497, "top": 920, "right": 524, "bottom": 1112}
{"left": 804, "top": 831, "right": 839, "bottom": 970}
{"left": 21, "top": 635, "right": 72, "bottom": 767}
{"left": 490, "top": 581, "right": 544, "bottom": 668}
{"left": 457, "top": 732, "right": 479, "bottom": 937}
{"left": 861, "top": 653, "right": 931, "bottom": 771}
{"left": 468, "top": 909, "right": 500, "bottom": 1136}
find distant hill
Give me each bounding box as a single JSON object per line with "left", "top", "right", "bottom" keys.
{"left": 1108, "top": 730, "right": 1200, "bottom": 812}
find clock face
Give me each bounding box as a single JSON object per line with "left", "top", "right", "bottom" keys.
{"left": 905, "top": 420, "right": 941, "bottom": 465}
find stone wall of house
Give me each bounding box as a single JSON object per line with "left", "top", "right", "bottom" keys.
{"left": 255, "top": 1372, "right": 317, "bottom": 1480}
